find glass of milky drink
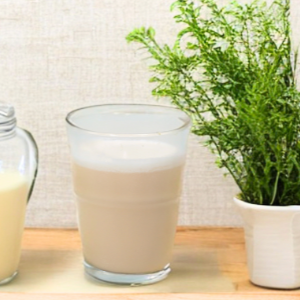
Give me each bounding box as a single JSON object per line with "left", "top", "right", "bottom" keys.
{"left": 66, "top": 104, "right": 190, "bottom": 285}
{"left": 0, "top": 103, "right": 38, "bottom": 285}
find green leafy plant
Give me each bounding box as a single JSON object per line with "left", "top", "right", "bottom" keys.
{"left": 126, "top": 0, "right": 300, "bottom": 206}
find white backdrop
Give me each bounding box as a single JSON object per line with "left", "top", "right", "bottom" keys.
{"left": 0, "top": 0, "right": 297, "bottom": 227}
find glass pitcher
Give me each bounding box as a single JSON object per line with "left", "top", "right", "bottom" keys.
{"left": 0, "top": 103, "right": 38, "bottom": 285}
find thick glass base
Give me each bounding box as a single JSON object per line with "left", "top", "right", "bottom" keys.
{"left": 84, "top": 261, "right": 170, "bottom": 286}
{"left": 0, "top": 271, "right": 18, "bottom": 285}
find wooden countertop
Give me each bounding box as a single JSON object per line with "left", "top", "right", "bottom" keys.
{"left": 0, "top": 227, "right": 299, "bottom": 299}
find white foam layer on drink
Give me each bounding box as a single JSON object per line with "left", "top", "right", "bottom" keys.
{"left": 72, "top": 140, "right": 185, "bottom": 173}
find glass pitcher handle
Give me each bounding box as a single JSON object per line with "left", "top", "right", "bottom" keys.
{"left": 17, "top": 128, "right": 39, "bottom": 202}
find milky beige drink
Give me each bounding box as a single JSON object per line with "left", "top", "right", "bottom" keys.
{"left": 73, "top": 158, "right": 183, "bottom": 274}
{"left": 0, "top": 171, "right": 28, "bottom": 283}
{"left": 66, "top": 104, "right": 190, "bottom": 284}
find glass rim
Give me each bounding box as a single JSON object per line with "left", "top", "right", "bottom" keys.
{"left": 65, "top": 103, "right": 191, "bottom": 137}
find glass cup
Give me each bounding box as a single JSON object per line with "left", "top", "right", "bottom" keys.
{"left": 66, "top": 104, "right": 190, "bottom": 285}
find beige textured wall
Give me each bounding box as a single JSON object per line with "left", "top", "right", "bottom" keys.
{"left": 0, "top": 0, "right": 295, "bottom": 228}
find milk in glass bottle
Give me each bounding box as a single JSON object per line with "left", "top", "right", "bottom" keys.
{"left": 0, "top": 103, "right": 38, "bottom": 284}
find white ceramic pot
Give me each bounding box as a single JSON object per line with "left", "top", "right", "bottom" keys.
{"left": 233, "top": 197, "right": 300, "bottom": 289}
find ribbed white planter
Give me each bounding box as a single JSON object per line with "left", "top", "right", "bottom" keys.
{"left": 233, "top": 197, "right": 300, "bottom": 289}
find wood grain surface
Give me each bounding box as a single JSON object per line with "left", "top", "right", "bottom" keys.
{"left": 0, "top": 227, "right": 298, "bottom": 299}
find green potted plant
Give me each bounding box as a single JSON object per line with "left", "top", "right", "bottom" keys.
{"left": 126, "top": 0, "right": 300, "bottom": 289}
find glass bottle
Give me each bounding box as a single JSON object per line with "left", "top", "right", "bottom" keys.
{"left": 0, "top": 102, "right": 38, "bottom": 285}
